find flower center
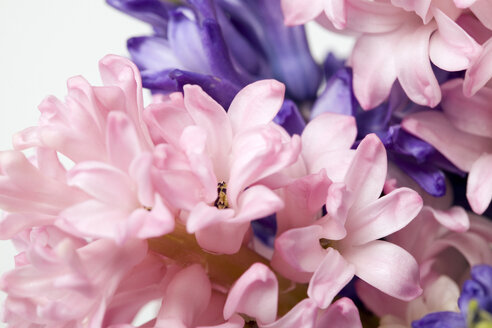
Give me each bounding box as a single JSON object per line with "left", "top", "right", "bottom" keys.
{"left": 214, "top": 181, "right": 229, "bottom": 209}
{"left": 319, "top": 238, "right": 332, "bottom": 249}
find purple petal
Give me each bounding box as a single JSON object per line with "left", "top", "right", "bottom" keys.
{"left": 273, "top": 100, "right": 306, "bottom": 136}
{"left": 393, "top": 157, "right": 446, "bottom": 197}
{"left": 411, "top": 312, "right": 466, "bottom": 328}
{"left": 323, "top": 53, "right": 346, "bottom": 80}
{"left": 311, "top": 68, "right": 356, "bottom": 119}
{"left": 127, "top": 36, "right": 181, "bottom": 71}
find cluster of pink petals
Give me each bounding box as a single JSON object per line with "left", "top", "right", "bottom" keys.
{"left": 0, "top": 54, "right": 465, "bottom": 327}
{"left": 402, "top": 78, "right": 492, "bottom": 215}
{"left": 281, "top": 0, "right": 492, "bottom": 110}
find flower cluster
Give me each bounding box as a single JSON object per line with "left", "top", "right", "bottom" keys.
{"left": 1, "top": 0, "right": 492, "bottom": 327}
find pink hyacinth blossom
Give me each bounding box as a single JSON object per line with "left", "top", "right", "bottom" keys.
{"left": 274, "top": 133, "right": 423, "bottom": 309}
{"left": 402, "top": 78, "right": 492, "bottom": 214}
{"left": 145, "top": 80, "right": 301, "bottom": 254}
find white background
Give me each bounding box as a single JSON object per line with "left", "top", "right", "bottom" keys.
{"left": 0, "top": 1, "right": 354, "bottom": 325}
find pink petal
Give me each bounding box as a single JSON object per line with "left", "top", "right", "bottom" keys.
{"left": 471, "top": 0, "right": 492, "bottom": 30}
{"left": 441, "top": 79, "right": 492, "bottom": 138}
{"left": 301, "top": 113, "right": 356, "bottom": 172}
{"left": 0, "top": 213, "right": 54, "bottom": 240}
{"left": 195, "top": 221, "right": 250, "bottom": 254}
{"left": 429, "top": 9, "right": 482, "bottom": 71}
{"left": 156, "top": 264, "right": 211, "bottom": 327}
{"left": 464, "top": 37, "right": 492, "bottom": 96}
{"left": 281, "top": 0, "right": 324, "bottom": 25}
{"left": 324, "top": 0, "right": 347, "bottom": 30}
{"left": 355, "top": 280, "right": 407, "bottom": 318}
{"left": 276, "top": 170, "right": 331, "bottom": 234}
{"left": 179, "top": 125, "right": 218, "bottom": 203}
{"left": 315, "top": 297, "right": 362, "bottom": 328}
{"left": 344, "top": 187, "right": 423, "bottom": 246}
{"left": 186, "top": 202, "right": 235, "bottom": 233}
{"left": 344, "top": 134, "right": 387, "bottom": 209}
{"left": 395, "top": 22, "right": 441, "bottom": 108}
{"left": 228, "top": 127, "right": 301, "bottom": 207}
{"left": 351, "top": 32, "right": 398, "bottom": 110}
{"left": 198, "top": 315, "right": 244, "bottom": 328}
{"left": 391, "top": 0, "right": 432, "bottom": 23}
{"left": 309, "top": 149, "right": 356, "bottom": 182}
{"left": 106, "top": 111, "right": 142, "bottom": 172}
{"left": 275, "top": 225, "right": 326, "bottom": 273}
{"left": 308, "top": 248, "right": 355, "bottom": 309}
{"left": 224, "top": 263, "right": 278, "bottom": 324}
{"left": 227, "top": 80, "right": 285, "bottom": 134}
{"left": 234, "top": 185, "right": 283, "bottom": 223}
{"left": 402, "top": 111, "right": 492, "bottom": 171}
{"left": 345, "top": 0, "right": 409, "bottom": 34}
{"left": 67, "top": 161, "right": 137, "bottom": 207}
{"left": 143, "top": 93, "right": 192, "bottom": 147}
{"left": 99, "top": 55, "right": 153, "bottom": 149}
{"left": 129, "top": 153, "right": 154, "bottom": 207}
{"left": 467, "top": 153, "right": 492, "bottom": 214}
{"left": 423, "top": 206, "right": 470, "bottom": 232}
{"left": 259, "top": 299, "right": 318, "bottom": 328}
{"left": 183, "top": 84, "right": 233, "bottom": 171}
{"left": 153, "top": 169, "right": 205, "bottom": 211}
{"left": 343, "top": 240, "right": 422, "bottom": 301}
{"left": 127, "top": 196, "right": 175, "bottom": 240}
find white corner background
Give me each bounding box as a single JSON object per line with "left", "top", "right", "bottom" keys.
{"left": 0, "top": 1, "right": 354, "bottom": 325}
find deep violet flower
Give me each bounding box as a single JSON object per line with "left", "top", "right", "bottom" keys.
{"left": 412, "top": 264, "right": 492, "bottom": 328}
{"left": 311, "top": 65, "right": 464, "bottom": 197}
{"left": 107, "top": 0, "right": 320, "bottom": 136}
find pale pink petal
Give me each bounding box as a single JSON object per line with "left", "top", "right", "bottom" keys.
{"left": 58, "top": 200, "right": 129, "bottom": 241}
{"left": 276, "top": 170, "right": 331, "bottom": 234}
{"left": 224, "top": 263, "right": 278, "bottom": 324}
{"left": 402, "top": 111, "right": 492, "bottom": 171}
{"left": 259, "top": 299, "right": 318, "bottom": 328}
{"left": 424, "top": 206, "right": 470, "bottom": 232}
{"left": 429, "top": 9, "right": 482, "bottom": 71}
{"left": 308, "top": 248, "right": 355, "bottom": 309}
{"left": 351, "top": 33, "right": 398, "bottom": 110}
{"left": 391, "top": 0, "right": 432, "bottom": 23}
{"left": 441, "top": 79, "right": 492, "bottom": 138}
{"left": 228, "top": 127, "right": 301, "bottom": 207}
{"left": 467, "top": 153, "right": 492, "bottom": 214}
{"left": 471, "top": 0, "right": 492, "bottom": 30}
{"left": 195, "top": 221, "right": 250, "bottom": 254}
{"left": 344, "top": 187, "right": 423, "bottom": 246}
{"left": 469, "top": 212, "right": 492, "bottom": 243}
{"left": 344, "top": 0, "right": 409, "bottom": 34}
{"left": 274, "top": 225, "right": 326, "bottom": 273}
{"left": 183, "top": 84, "right": 233, "bottom": 172}
{"left": 344, "top": 134, "right": 387, "bottom": 209}
{"left": 0, "top": 213, "right": 54, "bottom": 240}
{"left": 343, "top": 240, "right": 422, "bottom": 301}
{"left": 396, "top": 22, "right": 441, "bottom": 108}
{"left": 179, "top": 125, "right": 218, "bottom": 203}
{"left": 227, "top": 80, "right": 285, "bottom": 134}
{"left": 129, "top": 153, "right": 154, "bottom": 207}
{"left": 106, "top": 111, "right": 142, "bottom": 172}
{"left": 270, "top": 250, "right": 313, "bottom": 283}
{"left": 301, "top": 113, "right": 356, "bottom": 172}
{"left": 309, "top": 149, "right": 356, "bottom": 182}
{"left": 315, "top": 297, "right": 362, "bottom": 328}
{"left": 67, "top": 161, "right": 137, "bottom": 207}
{"left": 153, "top": 169, "right": 204, "bottom": 211}
{"left": 234, "top": 185, "right": 283, "bottom": 223}
{"left": 281, "top": 0, "right": 324, "bottom": 25}
{"left": 323, "top": 182, "right": 351, "bottom": 229}
{"left": 464, "top": 38, "right": 492, "bottom": 96}
{"left": 144, "top": 93, "right": 193, "bottom": 147}
{"left": 324, "top": 0, "right": 347, "bottom": 29}
{"left": 156, "top": 264, "right": 211, "bottom": 327}
{"left": 127, "top": 196, "right": 175, "bottom": 240}
{"left": 186, "top": 202, "right": 235, "bottom": 233}
{"left": 355, "top": 280, "right": 407, "bottom": 318}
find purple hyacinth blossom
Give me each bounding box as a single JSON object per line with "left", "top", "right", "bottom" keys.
{"left": 311, "top": 64, "right": 462, "bottom": 197}
{"left": 412, "top": 265, "right": 492, "bottom": 328}
{"left": 107, "top": 0, "right": 319, "bottom": 136}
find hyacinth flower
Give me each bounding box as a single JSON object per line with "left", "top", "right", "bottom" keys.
{"left": 281, "top": 0, "right": 485, "bottom": 110}
{"left": 311, "top": 64, "right": 463, "bottom": 198}
{"left": 106, "top": 0, "right": 320, "bottom": 136}
{"left": 402, "top": 78, "right": 492, "bottom": 215}
{"left": 412, "top": 264, "right": 492, "bottom": 328}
